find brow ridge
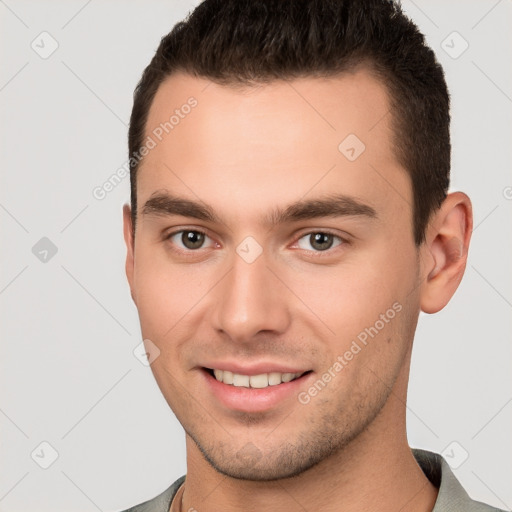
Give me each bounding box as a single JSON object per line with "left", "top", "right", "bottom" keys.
{"left": 141, "top": 192, "right": 377, "bottom": 226}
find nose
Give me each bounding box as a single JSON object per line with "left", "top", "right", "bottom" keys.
{"left": 211, "top": 250, "right": 291, "bottom": 343}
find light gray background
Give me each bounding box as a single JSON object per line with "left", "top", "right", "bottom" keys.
{"left": 1, "top": 1, "right": 511, "bottom": 511}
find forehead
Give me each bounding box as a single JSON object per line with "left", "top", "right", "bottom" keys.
{"left": 138, "top": 70, "right": 410, "bottom": 225}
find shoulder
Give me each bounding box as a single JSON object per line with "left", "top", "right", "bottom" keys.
{"left": 412, "top": 448, "right": 506, "bottom": 512}
{"left": 118, "top": 475, "right": 186, "bottom": 512}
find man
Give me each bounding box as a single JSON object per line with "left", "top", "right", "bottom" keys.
{"left": 120, "top": 0, "right": 504, "bottom": 511}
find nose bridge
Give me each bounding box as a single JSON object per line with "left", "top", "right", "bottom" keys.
{"left": 212, "top": 248, "right": 290, "bottom": 341}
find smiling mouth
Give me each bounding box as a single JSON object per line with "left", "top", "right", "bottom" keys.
{"left": 204, "top": 368, "right": 313, "bottom": 389}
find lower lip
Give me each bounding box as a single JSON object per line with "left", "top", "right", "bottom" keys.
{"left": 201, "top": 368, "right": 313, "bottom": 413}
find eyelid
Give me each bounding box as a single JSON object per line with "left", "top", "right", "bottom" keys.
{"left": 164, "top": 227, "right": 198, "bottom": 239}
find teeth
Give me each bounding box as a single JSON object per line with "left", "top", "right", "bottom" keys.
{"left": 211, "top": 369, "right": 304, "bottom": 388}
{"left": 268, "top": 372, "right": 282, "bottom": 386}
{"left": 249, "top": 374, "right": 268, "bottom": 388}
{"left": 233, "top": 373, "right": 250, "bottom": 387}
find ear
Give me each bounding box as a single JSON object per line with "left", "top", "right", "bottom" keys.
{"left": 419, "top": 192, "right": 473, "bottom": 314}
{"left": 123, "top": 204, "right": 137, "bottom": 305}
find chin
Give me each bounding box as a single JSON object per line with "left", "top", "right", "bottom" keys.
{"left": 190, "top": 431, "right": 333, "bottom": 482}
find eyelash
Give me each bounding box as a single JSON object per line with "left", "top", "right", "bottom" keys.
{"left": 163, "top": 228, "right": 348, "bottom": 255}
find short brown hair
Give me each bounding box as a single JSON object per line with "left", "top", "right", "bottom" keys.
{"left": 128, "top": 0, "right": 450, "bottom": 245}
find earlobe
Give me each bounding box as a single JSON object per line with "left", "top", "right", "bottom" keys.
{"left": 420, "top": 192, "right": 473, "bottom": 314}
{"left": 122, "top": 204, "right": 137, "bottom": 305}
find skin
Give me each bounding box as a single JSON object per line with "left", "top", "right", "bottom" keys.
{"left": 123, "top": 69, "right": 472, "bottom": 512}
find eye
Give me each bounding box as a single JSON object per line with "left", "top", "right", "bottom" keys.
{"left": 296, "top": 232, "right": 344, "bottom": 252}
{"left": 166, "top": 230, "right": 215, "bottom": 251}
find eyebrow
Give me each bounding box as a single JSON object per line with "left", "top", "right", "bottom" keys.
{"left": 141, "top": 192, "right": 377, "bottom": 226}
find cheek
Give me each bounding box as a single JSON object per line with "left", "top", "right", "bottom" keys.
{"left": 284, "top": 244, "right": 417, "bottom": 354}
{"left": 132, "top": 245, "right": 213, "bottom": 339}
{"left": 292, "top": 261, "right": 405, "bottom": 323}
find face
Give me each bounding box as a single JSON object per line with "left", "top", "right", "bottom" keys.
{"left": 124, "top": 69, "right": 424, "bottom": 480}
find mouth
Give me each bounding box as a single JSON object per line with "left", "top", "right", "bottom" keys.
{"left": 199, "top": 365, "right": 315, "bottom": 413}
{"left": 203, "top": 367, "right": 313, "bottom": 388}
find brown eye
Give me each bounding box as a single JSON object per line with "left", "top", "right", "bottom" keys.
{"left": 167, "top": 230, "right": 212, "bottom": 250}
{"left": 297, "top": 232, "right": 343, "bottom": 252}
{"left": 181, "top": 231, "right": 205, "bottom": 249}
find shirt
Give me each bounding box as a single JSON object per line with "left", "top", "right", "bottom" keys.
{"left": 119, "top": 448, "right": 505, "bottom": 511}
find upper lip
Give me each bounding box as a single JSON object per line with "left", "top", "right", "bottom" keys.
{"left": 201, "top": 361, "right": 311, "bottom": 376}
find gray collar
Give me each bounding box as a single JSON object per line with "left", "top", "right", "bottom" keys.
{"left": 412, "top": 448, "right": 503, "bottom": 511}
